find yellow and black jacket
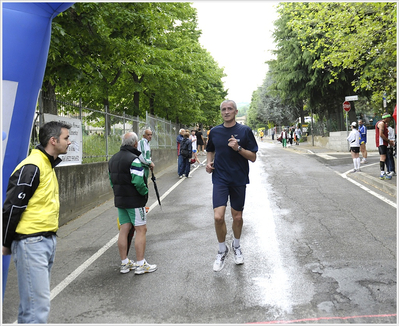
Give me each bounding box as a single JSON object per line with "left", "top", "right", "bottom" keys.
{"left": 2, "top": 145, "right": 62, "bottom": 249}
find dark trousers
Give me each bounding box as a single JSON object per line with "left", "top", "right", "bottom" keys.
{"left": 386, "top": 147, "right": 396, "bottom": 172}
{"left": 182, "top": 157, "right": 190, "bottom": 176}
{"left": 178, "top": 155, "right": 184, "bottom": 175}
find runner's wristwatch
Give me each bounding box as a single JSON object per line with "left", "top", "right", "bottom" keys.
{"left": 237, "top": 146, "right": 242, "bottom": 152}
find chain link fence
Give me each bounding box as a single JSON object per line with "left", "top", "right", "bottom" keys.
{"left": 32, "top": 94, "right": 182, "bottom": 163}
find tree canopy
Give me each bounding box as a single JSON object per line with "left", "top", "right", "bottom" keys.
{"left": 43, "top": 2, "right": 227, "bottom": 126}
{"left": 248, "top": 2, "right": 396, "bottom": 131}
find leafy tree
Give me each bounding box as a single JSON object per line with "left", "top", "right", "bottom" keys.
{"left": 288, "top": 2, "right": 396, "bottom": 111}
{"left": 43, "top": 3, "right": 227, "bottom": 127}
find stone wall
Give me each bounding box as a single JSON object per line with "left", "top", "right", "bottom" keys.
{"left": 55, "top": 148, "right": 177, "bottom": 226}
{"left": 308, "top": 129, "right": 376, "bottom": 152}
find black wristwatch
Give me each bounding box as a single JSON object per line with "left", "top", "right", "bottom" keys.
{"left": 237, "top": 146, "right": 242, "bottom": 152}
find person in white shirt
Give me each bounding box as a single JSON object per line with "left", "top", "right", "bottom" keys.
{"left": 347, "top": 121, "right": 361, "bottom": 172}
{"left": 190, "top": 129, "right": 202, "bottom": 167}
{"left": 138, "top": 129, "right": 155, "bottom": 179}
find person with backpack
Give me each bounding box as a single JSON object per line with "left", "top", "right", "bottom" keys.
{"left": 179, "top": 130, "right": 192, "bottom": 178}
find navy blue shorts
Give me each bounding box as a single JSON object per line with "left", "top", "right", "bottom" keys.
{"left": 212, "top": 184, "right": 246, "bottom": 211}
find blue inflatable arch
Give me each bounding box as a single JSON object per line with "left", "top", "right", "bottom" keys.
{"left": 2, "top": 2, "right": 74, "bottom": 299}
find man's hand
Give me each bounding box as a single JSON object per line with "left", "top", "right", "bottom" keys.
{"left": 206, "top": 161, "right": 214, "bottom": 174}
{"left": 228, "top": 135, "right": 239, "bottom": 151}
{"left": 150, "top": 162, "right": 155, "bottom": 171}
{"left": 3, "top": 246, "right": 11, "bottom": 256}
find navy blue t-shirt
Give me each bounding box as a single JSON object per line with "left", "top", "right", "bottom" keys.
{"left": 206, "top": 123, "right": 258, "bottom": 186}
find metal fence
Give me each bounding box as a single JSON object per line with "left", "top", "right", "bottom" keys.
{"left": 33, "top": 94, "right": 182, "bottom": 163}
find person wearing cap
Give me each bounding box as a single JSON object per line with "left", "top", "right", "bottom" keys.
{"left": 358, "top": 119, "right": 368, "bottom": 163}
{"left": 375, "top": 113, "right": 395, "bottom": 180}
{"left": 347, "top": 121, "right": 361, "bottom": 172}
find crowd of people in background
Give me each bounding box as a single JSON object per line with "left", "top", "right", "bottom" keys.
{"left": 176, "top": 127, "right": 207, "bottom": 179}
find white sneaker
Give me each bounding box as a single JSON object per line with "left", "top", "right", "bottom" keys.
{"left": 187, "top": 174, "right": 192, "bottom": 178}
{"left": 120, "top": 259, "right": 136, "bottom": 274}
{"left": 231, "top": 241, "right": 244, "bottom": 265}
{"left": 361, "top": 159, "right": 367, "bottom": 164}
{"left": 213, "top": 246, "right": 229, "bottom": 272}
{"left": 135, "top": 261, "right": 157, "bottom": 275}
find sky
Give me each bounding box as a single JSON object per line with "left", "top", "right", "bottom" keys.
{"left": 192, "top": 1, "right": 280, "bottom": 104}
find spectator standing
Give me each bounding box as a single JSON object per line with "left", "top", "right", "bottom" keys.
{"left": 138, "top": 128, "right": 155, "bottom": 179}
{"left": 358, "top": 119, "right": 368, "bottom": 163}
{"left": 196, "top": 128, "right": 205, "bottom": 155}
{"left": 386, "top": 125, "right": 396, "bottom": 177}
{"left": 177, "top": 128, "right": 185, "bottom": 177}
{"left": 347, "top": 121, "right": 361, "bottom": 172}
{"left": 295, "top": 126, "right": 302, "bottom": 145}
{"left": 108, "top": 132, "right": 157, "bottom": 275}
{"left": 206, "top": 100, "right": 258, "bottom": 272}
{"left": 2, "top": 121, "right": 71, "bottom": 323}
{"left": 179, "top": 130, "right": 192, "bottom": 178}
{"left": 288, "top": 127, "right": 294, "bottom": 146}
{"left": 280, "top": 129, "right": 288, "bottom": 148}
{"left": 190, "top": 129, "right": 201, "bottom": 167}
{"left": 375, "top": 113, "right": 395, "bottom": 180}
{"left": 271, "top": 127, "right": 275, "bottom": 141}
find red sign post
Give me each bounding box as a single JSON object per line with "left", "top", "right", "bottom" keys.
{"left": 343, "top": 101, "right": 351, "bottom": 112}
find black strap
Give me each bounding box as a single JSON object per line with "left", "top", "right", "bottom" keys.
{"left": 15, "top": 231, "right": 56, "bottom": 240}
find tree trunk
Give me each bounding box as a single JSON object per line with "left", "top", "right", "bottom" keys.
{"left": 133, "top": 92, "right": 140, "bottom": 116}
{"left": 42, "top": 80, "right": 57, "bottom": 115}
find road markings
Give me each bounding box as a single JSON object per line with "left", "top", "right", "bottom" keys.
{"left": 46, "top": 162, "right": 205, "bottom": 306}
{"left": 338, "top": 170, "right": 397, "bottom": 209}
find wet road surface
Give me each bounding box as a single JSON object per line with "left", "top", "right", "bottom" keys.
{"left": 2, "top": 141, "right": 396, "bottom": 324}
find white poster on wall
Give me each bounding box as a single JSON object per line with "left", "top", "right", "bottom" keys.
{"left": 43, "top": 113, "right": 82, "bottom": 166}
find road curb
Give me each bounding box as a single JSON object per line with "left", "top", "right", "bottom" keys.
{"left": 348, "top": 172, "right": 397, "bottom": 198}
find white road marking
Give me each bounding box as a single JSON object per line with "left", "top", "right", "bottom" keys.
{"left": 338, "top": 169, "right": 397, "bottom": 209}
{"left": 46, "top": 160, "right": 206, "bottom": 305}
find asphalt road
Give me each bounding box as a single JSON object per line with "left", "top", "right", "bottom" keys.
{"left": 2, "top": 140, "right": 397, "bottom": 324}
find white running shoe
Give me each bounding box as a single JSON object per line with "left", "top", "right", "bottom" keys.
{"left": 135, "top": 261, "right": 157, "bottom": 275}
{"left": 231, "top": 241, "right": 244, "bottom": 265}
{"left": 120, "top": 259, "right": 136, "bottom": 274}
{"left": 213, "top": 246, "right": 229, "bottom": 272}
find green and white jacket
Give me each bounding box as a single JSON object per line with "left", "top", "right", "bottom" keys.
{"left": 138, "top": 138, "right": 152, "bottom": 178}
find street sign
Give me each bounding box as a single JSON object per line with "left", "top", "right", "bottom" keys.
{"left": 345, "top": 95, "right": 358, "bottom": 101}
{"left": 343, "top": 101, "right": 351, "bottom": 112}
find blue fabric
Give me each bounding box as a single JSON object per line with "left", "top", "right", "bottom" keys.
{"left": 2, "top": 2, "right": 73, "bottom": 201}
{"left": 359, "top": 125, "right": 367, "bottom": 143}
{"left": 206, "top": 123, "right": 258, "bottom": 186}
{"left": 2, "top": 1, "right": 73, "bottom": 301}
{"left": 178, "top": 154, "right": 184, "bottom": 176}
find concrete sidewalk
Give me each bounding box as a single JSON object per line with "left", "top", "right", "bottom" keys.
{"left": 265, "top": 138, "right": 397, "bottom": 200}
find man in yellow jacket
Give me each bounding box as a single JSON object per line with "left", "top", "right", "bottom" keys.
{"left": 2, "top": 121, "right": 71, "bottom": 323}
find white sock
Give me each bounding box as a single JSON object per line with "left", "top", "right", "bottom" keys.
{"left": 218, "top": 242, "right": 226, "bottom": 253}
{"left": 353, "top": 158, "right": 357, "bottom": 170}
{"left": 137, "top": 259, "right": 145, "bottom": 266}
{"left": 233, "top": 238, "right": 240, "bottom": 248}
{"left": 356, "top": 157, "right": 361, "bottom": 169}
{"left": 122, "top": 258, "right": 129, "bottom": 265}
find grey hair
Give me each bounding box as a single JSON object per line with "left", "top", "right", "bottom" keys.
{"left": 122, "top": 132, "right": 138, "bottom": 146}
{"left": 142, "top": 127, "right": 152, "bottom": 136}
{"left": 220, "top": 100, "right": 237, "bottom": 110}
